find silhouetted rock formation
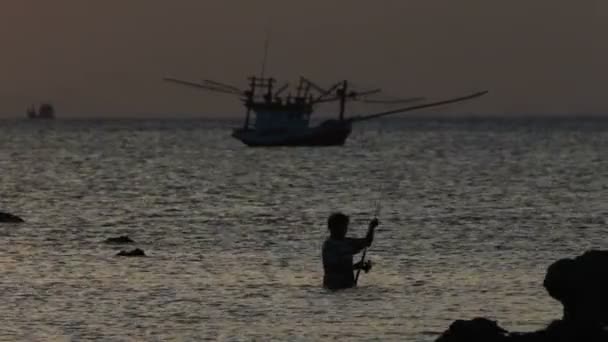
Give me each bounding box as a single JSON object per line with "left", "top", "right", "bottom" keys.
{"left": 435, "top": 250, "right": 608, "bottom": 342}
{"left": 116, "top": 248, "right": 146, "bottom": 257}
{"left": 435, "top": 317, "right": 508, "bottom": 342}
{"left": 0, "top": 212, "right": 24, "bottom": 223}
{"left": 103, "top": 235, "right": 135, "bottom": 244}
{"left": 543, "top": 250, "right": 608, "bottom": 326}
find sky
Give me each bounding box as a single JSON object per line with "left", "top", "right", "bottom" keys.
{"left": 1, "top": 0, "right": 606, "bottom": 118}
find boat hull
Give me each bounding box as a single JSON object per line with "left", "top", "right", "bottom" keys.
{"left": 232, "top": 120, "right": 352, "bottom": 147}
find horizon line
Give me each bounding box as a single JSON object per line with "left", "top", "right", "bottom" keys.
{"left": 2, "top": 113, "right": 608, "bottom": 121}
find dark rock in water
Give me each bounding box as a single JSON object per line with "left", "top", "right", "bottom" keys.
{"left": 519, "top": 319, "right": 608, "bottom": 341}
{"left": 436, "top": 318, "right": 608, "bottom": 341}
{"left": 103, "top": 235, "right": 135, "bottom": 244}
{"left": 0, "top": 212, "right": 24, "bottom": 223}
{"left": 435, "top": 250, "right": 608, "bottom": 342}
{"left": 116, "top": 248, "right": 146, "bottom": 257}
{"left": 435, "top": 317, "right": 508, "bottom": 342}
{"left": 543, "top": 250, "right": 608, "bottom": 325}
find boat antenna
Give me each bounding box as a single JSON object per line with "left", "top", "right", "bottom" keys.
{"left": 260, "top": 26, "right": 271, "bottom": 79}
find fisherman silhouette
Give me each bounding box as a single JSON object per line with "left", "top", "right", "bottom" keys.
{"left": 322, "top": 212, "right": 378, "bottom": 290}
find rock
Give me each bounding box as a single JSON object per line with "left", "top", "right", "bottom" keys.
{"left": 517, "top": 319, "right": 608, "bottom": 342}
{"left": 116, "top": 248, "right": 146, "bottom": 257}
{"left": 0, "top": 212, "right": 24, "bottom": 223}
{"left": 103, "top": 235, "right": 135, "bottom": 244}
{"left": 435, "top": 317, "right": 508, "bottom": 342}
{"left": 436, "top": 250, "right": 608, "bottom": 342}
{"left": 436, "top": 318, "right": 608, "bottom": 341}
{"left": 543, "top": 250, "right": 608, "bottom": 326}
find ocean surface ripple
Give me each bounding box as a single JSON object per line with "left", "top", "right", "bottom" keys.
{"left": 0, "top": 118, "right": 606, "bottom": 341}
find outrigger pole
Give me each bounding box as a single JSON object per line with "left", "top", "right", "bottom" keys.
{"left": 350, "top": 90, "right": 489, "bottom": 122}
{"left": 162, "top": 77, "right": 243, "bottom": 96}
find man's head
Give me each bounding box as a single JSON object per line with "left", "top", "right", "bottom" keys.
{"left": 328, "top": 212, "right": 349, "bottom": 239}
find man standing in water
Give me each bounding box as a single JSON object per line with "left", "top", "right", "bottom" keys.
{"left": 322, "top": 212, "right": 379, "bottom": 290}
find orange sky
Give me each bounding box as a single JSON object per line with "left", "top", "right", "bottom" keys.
{"left": 0, "top": 0, "right": 606, "bottom": 117}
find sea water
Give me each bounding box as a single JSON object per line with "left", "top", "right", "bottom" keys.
{"left": 0, "top": 117, "right": 606, "bottom": 341}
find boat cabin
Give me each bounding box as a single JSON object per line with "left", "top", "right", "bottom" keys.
{"left": 250, "top": 103, "right": 312, "bottom": 132}
{"left": 244, "top": 76, "right": 315, "bottom": 132}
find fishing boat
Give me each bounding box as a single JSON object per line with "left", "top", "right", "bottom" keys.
{"left": 164, "top": 32, "right": 487, "bottom": 147}
{"left": 164, "top": 74, "right": 487, "bottom": 147}
{"left": 27, "top": 103, "right": 55, "bottom": 119}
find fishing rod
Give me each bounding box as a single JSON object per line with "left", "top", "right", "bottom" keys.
{"left": 354, "top": 201, "right": 381, "bottom": 286}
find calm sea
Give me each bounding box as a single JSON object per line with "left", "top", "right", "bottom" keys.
{"left": 1, "top": 117, "right": 606, "bottom": 341}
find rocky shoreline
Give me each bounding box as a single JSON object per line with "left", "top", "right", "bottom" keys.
{"left": 436, "top": 250, "right": 608, "bottom": 341}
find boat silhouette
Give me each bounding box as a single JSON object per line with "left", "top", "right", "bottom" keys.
{"left": 27, "top": 103, "right": 55, "bottom": 119}
{"left": 164, "top": 75, "right": 487, "bottom": 147}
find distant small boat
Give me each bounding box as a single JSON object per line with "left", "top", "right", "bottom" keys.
{"left": 27, "top": 103, "right": 55, "bottom": 119}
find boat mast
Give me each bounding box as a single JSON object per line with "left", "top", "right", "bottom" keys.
{"left": 338, "top": 80, "right": 348, "bottom": 120}
{"left": 260, "top": 28, "right": 270, "bottom": 79}
{"left": 243, "top": 28, "right": 272, "bottom": 130}
{"left": 244, "top": 77, "right": 256, "bottom": 129}
{"left": 265, "top": 78, "right": 274, "bottom": 103}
